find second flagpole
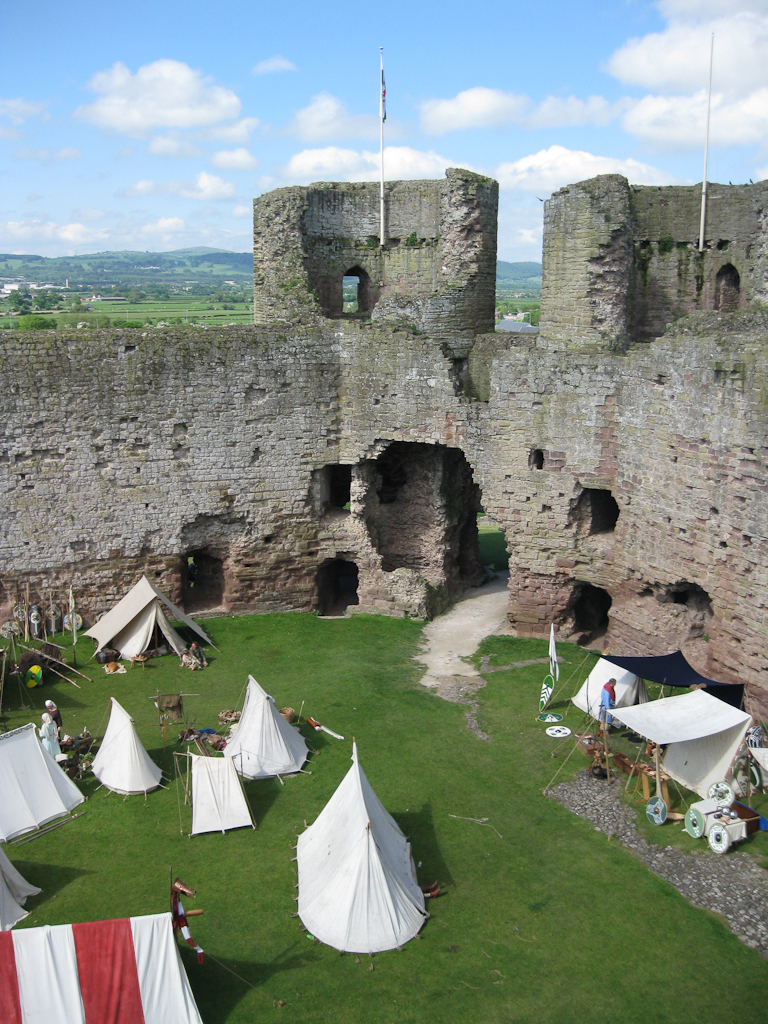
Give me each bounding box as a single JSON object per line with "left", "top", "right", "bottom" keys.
{"left": 379, "top": 47, "right": 385, "bottom": 246}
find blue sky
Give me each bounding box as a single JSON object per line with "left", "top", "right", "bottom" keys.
{"left": 1, "top": 0, "right": 766, "bottom": 260}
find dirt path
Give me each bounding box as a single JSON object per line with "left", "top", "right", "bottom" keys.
{"left": 415, "top": 573, "right": 510, "bottom": 738}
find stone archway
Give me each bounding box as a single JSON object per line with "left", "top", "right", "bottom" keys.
{"left": 316, "top": 558, "right": 359, "bottom": 616}
{"left": 714, "top": 264, "right": 740, "bottom": 312}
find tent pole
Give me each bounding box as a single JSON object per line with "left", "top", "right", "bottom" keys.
{"left": 601, "top": 709, "right": 611, "bottom": 783}
{"left": 0, "top": 648, "right": 6, "bottom": 731}
{"left": 654, "top": 744, "right": 662, "bottom": 798}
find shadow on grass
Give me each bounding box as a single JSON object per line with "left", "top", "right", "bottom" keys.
{"left": 394, "top": 802, "right": 454, "bottom": 887}
{"left": 186, "top": 941, "right": 319, "bottom": 1023}
{"left": 11, "top": 859, "right": 93, "bottom": 902}
{"left": 241, "top": 776, "right": 283, "bottom": 827}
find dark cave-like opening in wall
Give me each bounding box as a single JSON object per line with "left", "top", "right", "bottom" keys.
{"left": 571, "top": 582, "right": 612, "bottom": 643}
{"left": 316, "top": 559, "right": 360, "bottom": 617}
{"left": 181, "top": 550, "right": 224, "bottom": 613}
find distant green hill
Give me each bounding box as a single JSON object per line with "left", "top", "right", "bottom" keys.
{"left": 496, "top": 261, "right": 541, "bottom": 289}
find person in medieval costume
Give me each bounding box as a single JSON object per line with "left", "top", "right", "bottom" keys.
{"left": 188, "top": 643, "right": 207, "bottom": 668}
{"left": 45, "top": 699, "right": 63, "bottom": 737}
{"left": 599, "top": 678, "right": 616, "bottom": 726}
{"left": 39, "top": 712, "right": 61, "bottom": 758}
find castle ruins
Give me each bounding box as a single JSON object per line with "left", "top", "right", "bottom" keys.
{"left": 1, "top": 168, "right": 767, "bottom": 716}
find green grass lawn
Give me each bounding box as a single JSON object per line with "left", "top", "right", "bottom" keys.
{"left": 2, "top": 615, "right": 767, "bottom": 1024}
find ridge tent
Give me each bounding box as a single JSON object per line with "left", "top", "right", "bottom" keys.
{"left": 612, "top": 689, "right": 752, "bottom": 798}
{"left": 0, "top": 723, "right": 84, "bottom": 842}
{"left": 0, "top": 846, "right": 40, "bottom": 931}
{"left": 297, "top": 742, "right": 427, "bottom": 954}
{"left": 572, "top": 658, "right": 649, "bottom": 720}
{"left": 190, "top": 755, "right": 254, "bottom": 835}
{"left": 224, "top": 676, "right": 308, "bottom": 780}
{"left": 0, "top": 912, "right": 203, "bottom": 1024}
{"left": 603, "top": 650, "right": 744, "bottom": 708}
{"left": 84, "top": 575, "right": 213, "bottom": 661}
{"left": 92, "top": 698, "right": 163, "bottom": 796}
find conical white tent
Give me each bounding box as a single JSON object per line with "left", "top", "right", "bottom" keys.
{"left": 92, "top": 698, "right": 163, "bottom": 795}
{"left": 0, "top": 723, "right": 84, "bottom": 842}
{"left": 0, "top": 846, "right": 41, "bottom": 931}
{"left": 84, "top": 575, "right": 213, "bottom": 660}
{"left": 572, "top": 657, "right": 649, "bottom": 720}
{"left": 190, "top": 755, "right": 254, "bottom": 835}
{"left": 224, "top": 677, "right": 308, "bottom": 780}
{"left": 297, "top": 742, "right": 427, "bottom": 954}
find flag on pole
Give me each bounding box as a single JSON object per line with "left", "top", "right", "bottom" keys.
{"left": 549, "top": 623, "right": 559, "bottom": 682}
{"left": 381, "top": 63, "right": 386, "bottom": 122}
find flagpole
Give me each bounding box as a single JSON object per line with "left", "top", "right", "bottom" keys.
{"left": 698, "top": 33, "right": 714, "bottom": 253}
{"left": 379, "top": 46, "right": 385, "bottom": 247}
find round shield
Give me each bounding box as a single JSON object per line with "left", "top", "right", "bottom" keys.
{"left": 685, "top": 806, "right": 707, "bottom": 838}
{"left": 708, "top": 822, "right": 731, "bottom": 854}
{"left": 63, "top": 612, "right": 83, "bottom": 631}
{"left": 537, "top": 712, "right": 563, "bottom": 723}
{"left": 25, "top": 665, "right": 43, "bottom": 688}
{"left": 646, "top": 796, "right": 668, "bottom": 826}
{"left": 545, "top": 725, "right": 571, "bottom": 738}
{"left": 707, "top": 780, "right": 734, "bottom": 806}
{"left": 0, "top": 620, "right": 20, "bottom": 639}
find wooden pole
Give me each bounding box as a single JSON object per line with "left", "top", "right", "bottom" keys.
{"left": 601, "top": 709, "right": 611, "bottom": 783}
{"left": 0, "top": 648, "right": 6, "bottom": 730}
{"left": 24, "top": 584, "right": 29, "bottom": 643}
{"left": 16, "top": 642, "right": 90, "bottom": 680}
{"left": 655, "top": 744, "right": 662, "bottom": 799}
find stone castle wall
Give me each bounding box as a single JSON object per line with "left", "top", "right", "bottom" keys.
{"left": 542, "top": 175, "right": 768, "bottom": 349}
{"left": 2, "top": 172, "right": 768, "bottom": 717}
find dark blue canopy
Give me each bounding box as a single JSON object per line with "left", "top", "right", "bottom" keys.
{"left": 604, "top": 650, "right": 744, "bottom": 708}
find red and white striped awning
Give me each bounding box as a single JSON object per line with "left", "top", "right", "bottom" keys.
{"left": 0, "top": 912, "right": 203, "bottom": 1024}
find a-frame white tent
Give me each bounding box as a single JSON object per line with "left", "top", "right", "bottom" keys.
{"left": 0, "top": 845, "right": 41, "bottom": 931}
{"left": 297, "top": 742, "right": 427, "bottom": 954}
{"left": 0, "top": 723, "right": 84, "bottom": 842}
{"left": 92, "top": 698, "right": 163, "bottom": 795}
{"left": 224, "top": 676, "right": 308, "bottom": 780}
{"left": 190, "top": 755, "right": 254, "bottom": 835}
{"left": 84, "top": 575, "right": 213, "bottom": 660}
{"left": 572, "top": 657, "right": 649, "bottom": 720}
{"left": 612, "top": 689, "right": 752, "bottom": 798}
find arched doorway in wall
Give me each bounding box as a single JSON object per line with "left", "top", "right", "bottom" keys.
{"left": 569, "top": 582, "right": 612, "bottom": 645}
{"left": 342, "top": 266, "right": 375, "bottom": 316}
{"left": 714, "top": 264, "right": 740, "bottom": 312}
{"left": 316, "top": 558, "right": 359, "bottom": 616}
{"left": 181, "top": 550, "right": 224, "bottom": 613}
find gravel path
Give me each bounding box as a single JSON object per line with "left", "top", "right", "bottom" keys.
{"left": 548, "top": 770, "right": 768, "bottom": 956}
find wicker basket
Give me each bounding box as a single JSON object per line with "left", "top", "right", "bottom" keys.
{"left": 280, "top": 706, "right": 295, "bottom": 724}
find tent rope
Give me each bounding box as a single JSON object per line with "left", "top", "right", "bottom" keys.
{"left": 542, "top": 733, "right": 583, "bottom": 792}
{"left": 203, "top": 951, "right": 257, "bottom": 990}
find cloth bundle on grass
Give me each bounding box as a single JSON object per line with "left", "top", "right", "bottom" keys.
{"left": 0, "top": 723, "right": 84, "bottom": 842}
{"left": 0, "top": 912, "right": 203, "bottom": 1023}
{"left": 297, "top": 742, "right": 427, "bottom": 953}
{"left": 92, "top": 698, "right": 162, "bottom": 796}
{"left": 224, "top": 676, "right": 308, "bottom": 780}
{"left": 0, "top": 846, "right": 40, "bottom": 931}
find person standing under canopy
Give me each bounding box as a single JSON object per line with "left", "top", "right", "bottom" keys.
{"left": 599, "top": 678, "right": 616, "bottom": 726}
{"left": 39, "top": 712, "right": 61, "bottom": 758}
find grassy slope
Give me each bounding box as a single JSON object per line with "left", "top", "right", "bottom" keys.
{"left": 3, "top": 613, "right": 767, "bottom": 1024}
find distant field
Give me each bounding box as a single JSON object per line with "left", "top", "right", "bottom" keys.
{"left": 0, "top": 297, "right": 255, "bottom": 329}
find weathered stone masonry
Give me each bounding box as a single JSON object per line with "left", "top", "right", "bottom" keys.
{"left": 1, "top": 170, "right": 768, "bottom": 717}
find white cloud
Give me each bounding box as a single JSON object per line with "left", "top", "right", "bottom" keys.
{"left": 756, "top": 165, "right": 768, "bottom": 181}
{"left": 123, "top": 171, "right": 236, "bottom": 200}
{"left": 0, "top": 98, "right": 46, "bottom": 124}
{"left": 283, "top": 145, "right": 460, "bottom": 184}
{"left": 232, "top": 204, "right": 251, "bottom": 217}
{"left": 253, "top": 55, "right": 297, "bottom": 75}
{"left": 75, "top": 59, "right": 241, "bottom": 137}
{"left": 146, "top": 134, "right": 203, "bottom": 158}
{"left": 210, "top": 148, "right": 259, "bottom": 170}
{"left": 606, "top": 13, "right": 768, "bottom": 96}
{"left": 622, "top": 88, "right": 768, "bottom": 150}
{"left": 13, "top": 147, "right": 81, "bottom": 163}
{"left": 420, "top": 86, "right": 625, "bottom": 134}
{"left": 141, "top": 217, "right": 186, "bottom": 236}
{"left": 289, "top": 93, "right": 380, "bottom": 142}
{"left": 208, "top": 117, "right": 260, "bottom": 143}
{"left": 72, "top": 208, "right": 106, "bottom": 222}
{"left": 495, "top": 145, "right": 679, "bottom": 194}
{"left": 1, "top": 219, "right": 108, "bottom": 245}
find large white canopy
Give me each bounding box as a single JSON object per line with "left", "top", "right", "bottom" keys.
{"left": 0, "top": 845, "right": 40, "bottom": 931}
{"left": 0, "top": 723, "right": 84, "bottom": 842}
{"left": 224, "top": 676, "right": 308, "bottom": 780}
{"left": 612, "top": 689, "right": 752, "bottom": 798}
{"left": 297, "top": 742, "right": 427, "bottom": 954}
{"left": 84, "top": 575, "right": 212, "bottom": 660}
{"left": 190, "top": 755, "right": 254, "bottom": 835}
{"left": 92, "top": 697, "right": 163, "bottom": 795}
{"left": 572, "top": 657, "right": 649, "bottom": 720}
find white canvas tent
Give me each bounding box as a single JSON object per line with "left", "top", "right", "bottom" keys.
{"left": 572, "top": 657, "right": 649, "bottom": 720}
{"left": 297, "top": 742, "right": 427, "bottom": 954}
{"left": 224, "top": 676, "right": 308, "bottom": 780}
{"left": 84, "top": 575, "right": 213, "bottom": 660}
{"left": 612, "top": 689, "right": 752, "bottom": 798}
{"left": 190, "top": 755, "right": 254, "bottom": 835}
{"left": 0, "top": 845, "right": 40, "bottom": 931}
{"left": 92, "top": 697, "right": 163, "bottom": 795}
{"left": 0, "top": 723, "right": 84, "bottom": 842}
